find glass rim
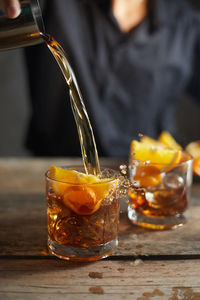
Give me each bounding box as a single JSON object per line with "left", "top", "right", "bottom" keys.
{"left": 45, "top": 166, "right": 120, "bottom": 185}
{"left": 129, "top": 156, "right": 193, "bottom": 168}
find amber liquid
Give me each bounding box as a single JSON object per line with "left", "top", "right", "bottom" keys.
{"left": 129, "top": 184, "right": 188, "bottom": 218}
{"left": 42, "top": 34, "right": 100, "bottom": 175}
{"left": 47, "top": 188, "right": 120, "bottom": 250}
{"left": 43, "top": 34, "right": 120, "bottom": 259}
{"left": 0, "top": 32, "right": 42, "bottom": 51}
{"left": 128, "top": 166, "right": 188, "bottom": 230}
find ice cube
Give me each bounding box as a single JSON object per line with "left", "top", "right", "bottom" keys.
{"left": 163, "top": 173, "right": 184, "bottom": 189}
{"left": 145, "top": 192, "right": 154, "bottom": 202}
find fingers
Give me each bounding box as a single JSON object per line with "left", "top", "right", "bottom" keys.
{"left": 0, "top": 0, "right": 21, "bottom": 18}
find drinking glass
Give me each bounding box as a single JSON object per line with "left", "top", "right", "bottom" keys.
{"left": 46, "top": 166, "right": 120, "bottom": 261}
{"left": 128, "top": 157, "right": 193, "bottom": 229}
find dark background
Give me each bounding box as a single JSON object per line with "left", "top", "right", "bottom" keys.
{"left": 0, "top": 0, "right": 199, "bottom": 156}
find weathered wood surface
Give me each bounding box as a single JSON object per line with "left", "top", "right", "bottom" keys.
{"left": 0, "top": 158, "right": 200, "bottom": 257}
{"left": 1, "top": 259, "right": 200, "bottom": 300}
{"left": 1, "top": 192, "right": 200, "bottom": 258}
{"left": 1, "top": 158, "right": 200, "bottom": 300}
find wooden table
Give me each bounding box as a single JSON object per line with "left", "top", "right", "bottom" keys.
{"left": 1, "top": 158, "right": 200, "bottom": 299}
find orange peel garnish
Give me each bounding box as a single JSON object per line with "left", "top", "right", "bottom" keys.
{"left": 48, "top": 166, "right": 118, "bottom": 215}
{"left": 185, "top": 141, "right": 200, "bottom": 176}
{"left": 185, "top": 140, "right": 200, "bottom": 158}
{"left": 134, "top": 165, "right": 162, "bottom": 187}
{"left": 63, "top": 186, "right": 99, "bottom": 215}
{"left": 193, "top": 157, "right": 200, "bottom": 176}
{"left": 130, "top": 140, "right": 182, "bottom": 187}
{"left": 158, "top": 131, "right": 182, "bottom": 150}
{"left": 130, "top": 140, "right": 182, "bottom": 170}
{"left": 140, "top": 135, "right": 165, "bottom": 148}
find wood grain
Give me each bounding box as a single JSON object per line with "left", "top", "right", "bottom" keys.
{"left": 0, "top": 259, "right": 200, "bottom": 300}
{"left": 1, "top": 158, "right": 200, "bottom": 299}
{"left": 0, "top": 190, "right": 200, "bottom": 257}
{"left": 0, "top": 157, "right": 200, "bottom": 258}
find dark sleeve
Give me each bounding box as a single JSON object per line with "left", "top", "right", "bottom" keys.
{"left": 186, "top": 27, "right": 200, "bottom": 102}
{"left": 39, "top": 0, "right": 47, "bottom": 11}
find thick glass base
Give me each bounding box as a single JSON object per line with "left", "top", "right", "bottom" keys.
{"left": 48, "top": 237, "right": 118, "bottom": 261}
{"left": 128, "top": 205, "right": 188, "bottom": 230}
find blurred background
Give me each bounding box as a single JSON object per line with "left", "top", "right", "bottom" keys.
{"left": 0, "top": 0, "right": 200, "bottom": 157}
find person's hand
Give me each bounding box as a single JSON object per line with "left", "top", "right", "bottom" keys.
{"left": 0, "top": 0, "right": 21, "bottom": 18}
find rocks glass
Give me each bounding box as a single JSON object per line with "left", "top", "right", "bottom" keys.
{"left": 46, "top": 166, "right": 120, "bottom": 261}
{"left": 128, "top": 157, "right": 193, "bottom": 229}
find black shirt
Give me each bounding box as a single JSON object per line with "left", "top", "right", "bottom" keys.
{"left": 25, "top": 0, "right": 200, "bottom": 157}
